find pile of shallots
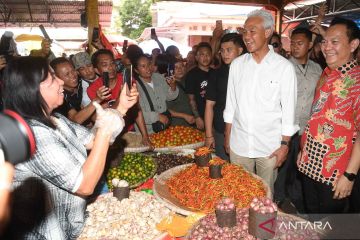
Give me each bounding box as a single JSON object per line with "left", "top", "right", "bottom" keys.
{"left": 78, "top": 191, "right": 171, "bottom": 240}
{"left": 216, "top": 198, "right": 236, "bottom": 211}
{"left": 188, "top": 197, "right": 320, "bottom": 240}
{"left": 189, "top": 198, "right": 255, "bottom": 240}
{"left": 249, "top": 197, "right": 278, "bottom": 214}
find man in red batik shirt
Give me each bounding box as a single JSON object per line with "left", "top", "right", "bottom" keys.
{"left": 298, "top": 17, "right": 360, "bottom": 214}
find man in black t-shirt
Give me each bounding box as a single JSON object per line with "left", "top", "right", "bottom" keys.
{"left": 185, "top": 42, "right": 213, "bottom": 130}
{"left": 205, "top": 33, "right": 246, "bottom": 160}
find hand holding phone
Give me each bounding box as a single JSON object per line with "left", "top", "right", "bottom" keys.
{"left": 92, "top": 27, "right": 100, "bottom": 43}
{"left": 166, "top": 63, "right": 175, "bottom": 77}
{"left": 216, "top": 20, "right": 223, "bottom": 29}
{"left": 122, "top": 40, "right": 128, "bottom": 53}
{"left": 123, "top": 66, "right": 133, "bottom": 96}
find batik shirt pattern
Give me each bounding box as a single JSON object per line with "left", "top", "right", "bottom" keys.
{"left": 299, "top": 60, "right": 360, "bottom": 186}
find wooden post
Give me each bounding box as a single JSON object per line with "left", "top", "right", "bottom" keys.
{"left": 85, "top": 0, "right": 99, "bottom": 53}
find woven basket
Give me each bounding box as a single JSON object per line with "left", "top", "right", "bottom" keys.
{"left": 124, "top": 146, "right": 151, "bottom": 153}
{"left": 154, "top": 141, "right": 204, "bottom": 152}
{"left": 153, "top": 163, "right": 271, "bottom": 216}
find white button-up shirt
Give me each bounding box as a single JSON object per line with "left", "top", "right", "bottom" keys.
{"left": 224, "top": 46, "right": 299, "bottom": 158}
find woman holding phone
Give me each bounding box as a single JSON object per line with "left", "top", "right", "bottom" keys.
{"left": 132, "top": 54, "right": 178, "bottom": 133}
{"left": 2, "top": 56, "right": 138, "bottom": 239}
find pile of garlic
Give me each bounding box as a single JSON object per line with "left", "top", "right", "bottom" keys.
{"left": 79, "top": 191, "right": 171, "bottom": 240}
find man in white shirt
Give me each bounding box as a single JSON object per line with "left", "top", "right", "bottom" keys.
{"left": 223, "top": 9, "right": 299, "bottom": 193}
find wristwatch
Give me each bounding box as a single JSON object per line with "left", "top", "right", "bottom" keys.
{"left": 280, "top": 140, "right": 290, "bottom": 147}
{"left": 343, "top": 172, "right": 357, "bottom": 181}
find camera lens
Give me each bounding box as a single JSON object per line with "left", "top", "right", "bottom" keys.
{"left": 0, "top": 110, "right": 35, "bottom": 165}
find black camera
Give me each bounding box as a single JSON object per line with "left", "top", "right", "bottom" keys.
{"left": 0, "top": 110, "right": 35, "bottom": 165}
{"left": 152, "top": 110, "right": 172, "bottom": 133}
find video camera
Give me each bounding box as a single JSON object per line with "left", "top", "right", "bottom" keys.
{"left": 0, "top": 110, "right": 35, "bottom": 165}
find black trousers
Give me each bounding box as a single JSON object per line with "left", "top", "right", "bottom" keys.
{"left": 301, "top": 173, "right": 348, "bottom": 214}
{"left": 274, "top": 133, "right": 305, "bottom": 212}
{"left": 349, "top": 172, "right": 360, "bottom": 213}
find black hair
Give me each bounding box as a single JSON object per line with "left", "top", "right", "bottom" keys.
{"left": 125, "top": 45, "right": 143, "bottom": 67}
{"left": 132, "top": 54, "right": 150, "bottom": 71}
{"left": 2, "top": 56, "right": 55, "bottom": 128}
{"left": 50, "top": 57, "right": 72, "bottom": 72}
{"left": 330, "top": 17, "right": 360, "bottom": 42}
{"left": 165, "top": 45, "right": 180, "bottom": 57}
{"left": 195, "top": 42, "right": 212, "bottom": 55}
{"left": 0, "top": 35, "right": 11, "bottom": 55}
{"left": 91, "top": 49, "right": 114, "bottom": 68}
{"left": 291, "top": 27, "right": 313, "bottom": 42}
{"left": 156, "top": 54, "right": 176, "bottom": 75}
{"left": 220, "top": 33, "right": 248, "bottom": 54}
{"left": 271, "top": 32, "right": 281, "bottom": 42}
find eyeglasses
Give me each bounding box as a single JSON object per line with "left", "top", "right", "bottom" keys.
{"left": 271, "top": 42, "right": 280, "bottom": 48}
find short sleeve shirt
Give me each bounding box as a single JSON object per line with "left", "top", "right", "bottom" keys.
{"left": 299, "top": 60, "right": 360, "bottom": 186}
{"left": 87, "top": 73, "right": 123, "bottom": 101}
{"left": 54, "top": 83, "right": 83, "bottom": 117}
{"left": 206, "top": 64, "right": 229, "bottom": 133}
{"left": 185, "top": 66, "right": 213, "bottom": 118}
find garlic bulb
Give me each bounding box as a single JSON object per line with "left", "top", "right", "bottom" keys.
{"left": 78, "top": 191, "right": 171, "bottom": 240}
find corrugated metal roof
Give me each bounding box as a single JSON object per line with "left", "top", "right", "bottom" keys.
{"left": 0, "top": 0, "right": 112, "bottom": 27}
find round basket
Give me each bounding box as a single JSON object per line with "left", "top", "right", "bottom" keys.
{"left": 153, "top": 163, "right": 271, "bottom": 216}
{"left": 119, "top": 132, "right": 151, "bottom": 153}
{"left": 124, "top": 145, "right": 151, "bottom": 153}
{"left": 108, "top": 154, "right": 157, "bottom": 190}
{"left": 129, "top": 159, "right": 157, "bottom": 189}
{"left": 154, "top": 141, "right": 204, "bottom": 152}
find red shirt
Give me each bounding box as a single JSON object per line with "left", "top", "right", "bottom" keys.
{"left": 299, "top": 60, "right": 360, "bottom": 186}
{"left": 87, "top": 73, "right": 123, "bottom": 101}
{"left": 87, "top": 73, "right": 137, "bottom": 131}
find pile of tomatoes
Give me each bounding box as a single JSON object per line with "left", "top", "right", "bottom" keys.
{"left": 150, "top": 126, "right": 204, "bottom": 148}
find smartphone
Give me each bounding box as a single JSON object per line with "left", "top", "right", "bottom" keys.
{"left": 92, "top": 27, "right": 100, "bottom": 42}
{"left": 216, "top": 20, "right": 223, "bottom": 28}
{"left": 167, "top": 63, "right": 175, "bottom": 77}
{"left": 123, "top": 66, "right": 132, "bottom": 96}
{"left": 102, "top": 72, "right": 110, "bottom": 88}
{"left": 123, "top": 40, "right": 128, "bottom": 52}
{"left": 39, "top": 25, "right": 51, "bottom": 40}
{"left": 150, "top": 28, "right": 156, "bottom": 39}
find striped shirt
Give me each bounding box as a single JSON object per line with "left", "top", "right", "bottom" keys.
{"left": 9, "top": 113, "right": 93, "bottom": 239}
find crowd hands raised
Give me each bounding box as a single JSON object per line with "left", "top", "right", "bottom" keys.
{"left": 1, "top": 5, "right": 360, "bottom": 238}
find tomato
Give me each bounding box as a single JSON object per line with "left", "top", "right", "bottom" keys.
{"left": 149, "top": 126, "right": 205, "bottom": 148}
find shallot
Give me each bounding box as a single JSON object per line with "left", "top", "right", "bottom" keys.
{"left": 250, "top": 197, "right": 277, "bottom": 214}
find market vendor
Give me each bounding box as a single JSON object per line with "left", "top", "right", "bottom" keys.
{"left": 2, "top": 56, "right": 139, "bottom": 239}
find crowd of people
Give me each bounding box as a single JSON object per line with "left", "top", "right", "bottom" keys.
{"left": 0, "top": 6, "right": 360, "bottom": 239}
